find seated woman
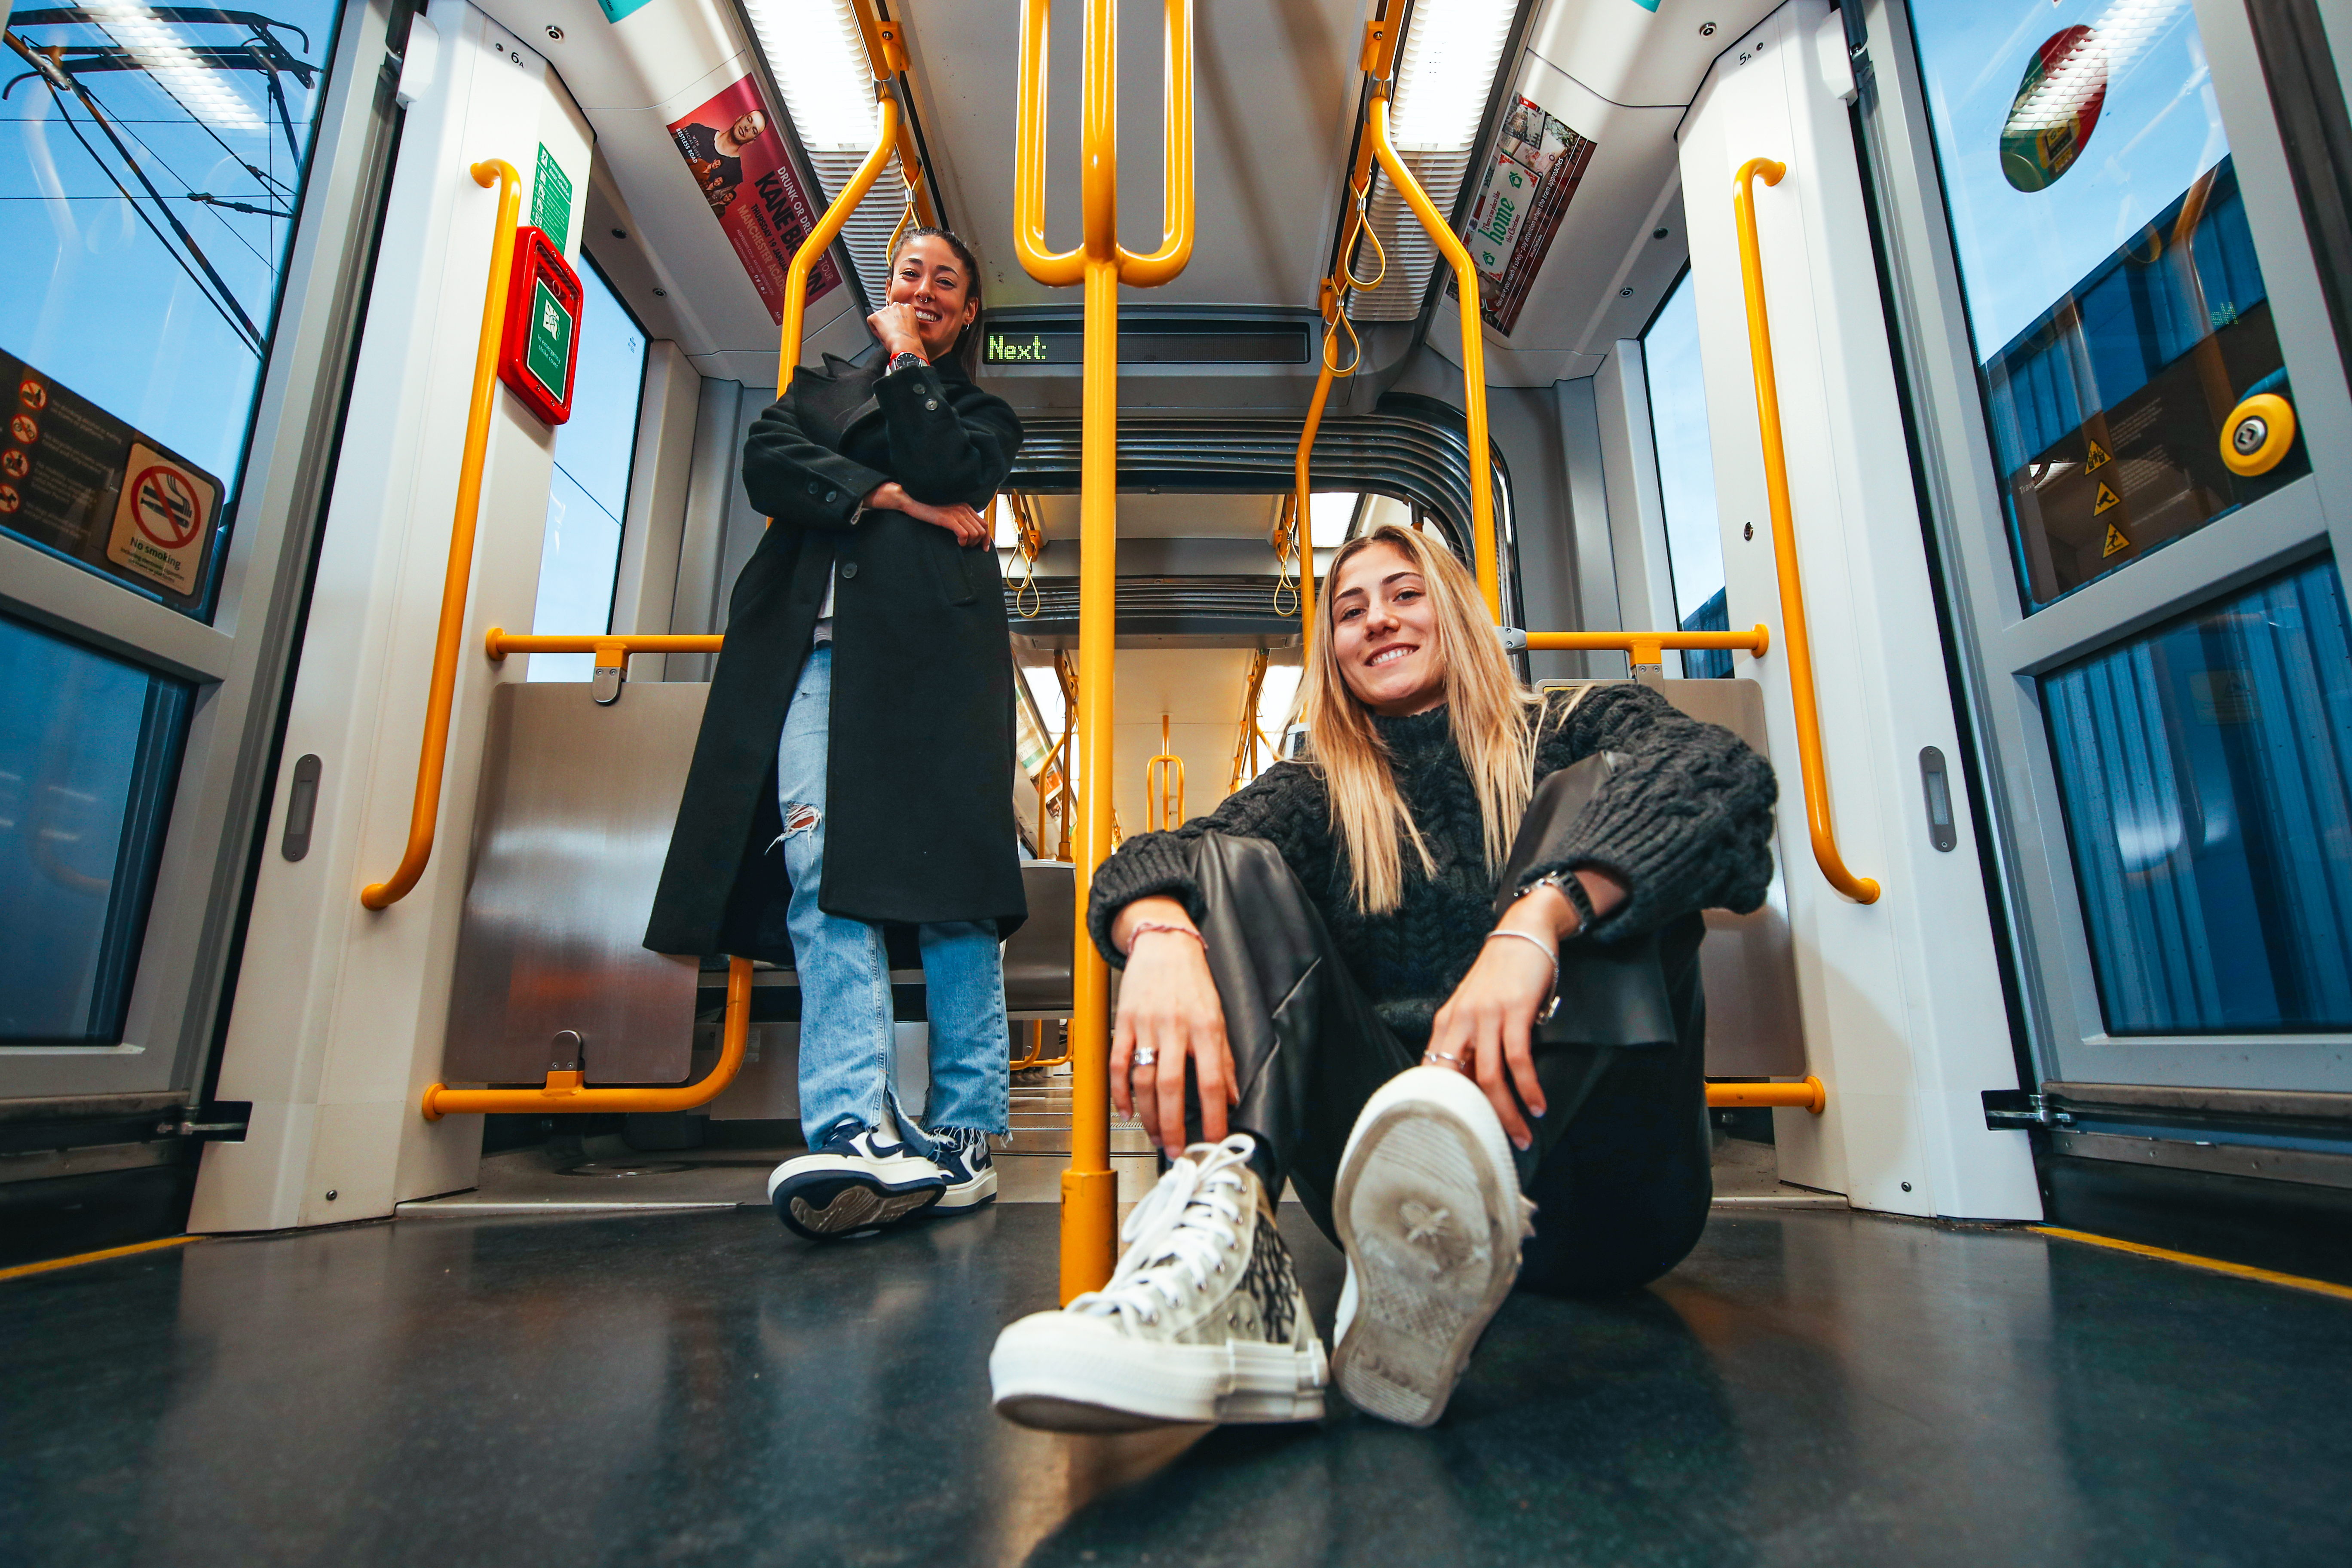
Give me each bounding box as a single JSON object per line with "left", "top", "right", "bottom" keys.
{"left": 989, "top": 522, "right": 1776, "bottom": 1430}
{"left": 644, "top": 228, "right": 1026, "bottom": 1240}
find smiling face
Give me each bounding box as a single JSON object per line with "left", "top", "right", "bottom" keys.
{"left": 1329, "top": 540, "right": 1448, "bottom": 717}
{"left": 724, "top": 110, "right": 766, "bottom": 153}
{"left": 888, "top": 234, "right": 979, "bottom": 362}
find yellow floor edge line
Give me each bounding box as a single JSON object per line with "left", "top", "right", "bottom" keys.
{"left": 0, "top": 1234, "right": 198, "bottom": 1283}
{"left": 2031, "top": 1225, "right": 2352, "bottom": 1302}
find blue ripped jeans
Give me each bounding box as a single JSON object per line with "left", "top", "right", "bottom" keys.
{"left": 775, "top": 644, "right": 1009, "bottom": 1153}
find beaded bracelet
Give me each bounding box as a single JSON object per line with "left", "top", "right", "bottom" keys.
{"left": 1127, "top": 920, "right": 1206, "bottom": 955}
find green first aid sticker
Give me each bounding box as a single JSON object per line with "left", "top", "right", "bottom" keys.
{"left": 525, "top": 279, "right": 575, "bottom": 398}
{"left": 530, "top": 144, "right": 573, "bottom": 247}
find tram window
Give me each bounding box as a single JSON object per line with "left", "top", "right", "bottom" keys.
{"left": 1912, "top": 2, "right": 2307, "bottom": 612}
{"left": 0, "top": 0, "right": 346, "bottom": 620}
{"left": 2043, "top": 556, "right": 2352, "bottom": 1033}
{"left": 0, "top": 613, "right": 191, "bottom": 1043}
{"left": 1642, "top": 270, "right": 1731, "bottom": 677}
{"left": 526, "top": 258, "right": 647, "bottom": 682}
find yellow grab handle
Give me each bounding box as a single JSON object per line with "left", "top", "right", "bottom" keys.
{"left": 778, "top": 95, "right": 902, "bottom": 400}
{"left": 1366, "top": 95, "right": 1499, "bottom": 621}
{"left": 423, "top": 956, "right": 753, "bottom": 1119}
{"left": 1733, "top": 158, "right": 1880, "bottom": 905}
{"left": 361, "top": 159, "right": 522, "bottom": 912}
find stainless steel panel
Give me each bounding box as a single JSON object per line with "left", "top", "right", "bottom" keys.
{"left": 1540, "top": 677, "right": 1807, "bottom": 1077}
{"left": 1004, "top": 861, "right": 1077, "bottom": 1017}
{"left": 443, "top": 683, "right": 706, "bottom": 1085}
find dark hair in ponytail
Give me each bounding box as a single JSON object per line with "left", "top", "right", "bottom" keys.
{"left": 887, "top": 226, "right": 986, "bottom": 379}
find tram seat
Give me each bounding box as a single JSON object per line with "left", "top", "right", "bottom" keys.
{"left": 1545, "top": 676, "right": 1807, "bottom": 1079}
{"left": 1003, "top": 860, "right": 1078, "bottom": 1019}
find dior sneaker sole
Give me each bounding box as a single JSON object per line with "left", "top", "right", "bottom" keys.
{"left": 1330, "top": 1066, "right": 1531, "bottom": 1427}
{"left": 990, "top": 1313, "right": 1328, "bottom": 1432}
{"left": 767, "top": 1155, "right": 946, "bottom": 1241}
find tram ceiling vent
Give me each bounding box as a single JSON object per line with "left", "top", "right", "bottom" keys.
{"left": 1008, "top": 400, "right": 1504, "bottom": 566}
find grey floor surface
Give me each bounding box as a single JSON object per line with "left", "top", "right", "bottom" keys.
{"left": 4, "top": 1195, "right": 2349, "bottom": 1567}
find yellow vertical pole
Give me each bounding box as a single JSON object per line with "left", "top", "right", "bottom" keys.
{"left": 1016, "top": 0, "right": 1193, "bottom": 1300}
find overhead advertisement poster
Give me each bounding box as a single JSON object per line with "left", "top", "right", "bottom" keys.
{"left": 0, "top": 351, "right": 223, "bottom": 610}
{"left": 668, "top": 77, "right": 840, "bottom": 326}
{"left": 1464, "top": 97, "right": 1596, "bottom": 336}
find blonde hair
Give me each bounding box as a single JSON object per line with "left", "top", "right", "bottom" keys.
{"left": 1297, "top": 523, "right": 1541, "bottom": 914}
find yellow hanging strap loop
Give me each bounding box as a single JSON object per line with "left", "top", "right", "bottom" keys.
{"left": 1271, "top": 493, "right": 1300, "bottom": 616}
{"left": 1009, "top": 491, "right": 1045, "bottom": 619}
{"left": 1341, "top": 175, "right": 1385, "bottom": 295}
{"left": 887, "top": 160, "right": 921, "bottom": 262}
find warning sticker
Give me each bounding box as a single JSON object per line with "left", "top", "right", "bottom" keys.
{"left": 106, "top": 441, "right": 218, "bottom": 594}
{"left": 2092, "top": 481, "right": 2121, "bottom": 515}
{"left": 0, "top": 349, "right": 227, "bottom": 609}
{"left": 2085, "top": 438, "right": 2110, "bottom": 472}
{"left": 2102, "top": 522, "right": 2131, "bottom": 557}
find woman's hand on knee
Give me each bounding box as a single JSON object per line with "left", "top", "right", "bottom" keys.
{"left": 1109, "top": 900, "right": 1237, "bottom": 1155}
{"left": 1427, "top": 940, "right": 1556, "bottom": 1152}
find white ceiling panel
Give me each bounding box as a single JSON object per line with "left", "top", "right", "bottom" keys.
{"left": 896, "top": 0, "right": 1367, "bottom": 313}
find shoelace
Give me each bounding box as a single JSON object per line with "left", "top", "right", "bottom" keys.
{"left": 1067, "top": 1135, "right": 1254, "bottom": 1329}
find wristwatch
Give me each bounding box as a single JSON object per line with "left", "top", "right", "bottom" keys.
{"left": 886, "top": 350, "right": 927, "bottom": 376}
{"left": 1521, "top": 868, "right": 1597, "bottom": 936}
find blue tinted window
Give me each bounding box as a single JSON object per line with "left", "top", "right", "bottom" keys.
{"left": 528, "top": 258, "right": 647, "bottom": 682}
{"left": 0, "top": 1, "right": 345, "bottom": 617}
{"left": 2045, "top": 558, "right": 2352, "bottom": 1032}
{"left": 0, "top": 614, "right": 191, "bottom": 1042}
{"left": 1914, "top": 3, "right": 2305, "bottom": 611}
{"left": 1642, "top": 270, "right": 1730, "bottom": 677}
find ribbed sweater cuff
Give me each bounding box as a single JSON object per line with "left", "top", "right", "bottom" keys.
{"left": 1522, "top": 791, "right": 1714, "bottom": 942}
{"left": 1084, "top": 834, "right": 1203, "bottom": 968}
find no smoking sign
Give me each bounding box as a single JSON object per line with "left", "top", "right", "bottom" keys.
{"left": 107, "top": 441, "right": 217, "bottom": 593}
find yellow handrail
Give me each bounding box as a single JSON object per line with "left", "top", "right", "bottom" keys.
{"left": 1523, "top": 626, "right": 1771, "bottom": 662}
{"left": 421, "top": 956, "right": 753, "bottom": 1119}
{"left": 1366, "top": 95, "right": 1499, "bottom": 620}
{"left": 1733, "top": 159, "right": 1880, "bottom": 905}
{"left": 779, "top": 94, "right": 901, "bottom": 400}
{"left": 360, "top": 159, "right": 521, "bottom": 912}
{"left": 1707, "top": 1077, "right": 1825, "bottom": 1114}
{"left": 1017, "top": 0, "right": 1196, "bottom": 1300}
{"left": 1145, "top": 715, "right": 1184, "bottom": 830}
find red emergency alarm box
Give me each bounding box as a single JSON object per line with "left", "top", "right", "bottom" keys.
{"left": 496, "top": 226, "right": 582, "bottom": 426}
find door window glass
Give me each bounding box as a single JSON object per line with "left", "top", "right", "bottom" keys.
{"left": 527, "top": 259, "right": 646, "bottom": 682}
{"left": 1642, "top": 270, "right": 1732, "bottom": 676}
{"left": 0, "top": 1, "right": 346, "bottom": 619}
{"left": 1912, "top": 2, "right": 2306, "bottom": 612}
{"left": 0, "top": 613, "right": 191, "bottom": 1043}
{"left": 2044, "top": 556, "right": 2352, "bottom": 1033}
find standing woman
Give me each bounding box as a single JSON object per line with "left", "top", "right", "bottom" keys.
{"left": 645, "top": 229, "right": 1027, "bottom": 1240}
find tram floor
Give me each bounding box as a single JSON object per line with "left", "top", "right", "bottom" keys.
{"left": 5, "top": 1201, "right": 2350, "bottom": 1568}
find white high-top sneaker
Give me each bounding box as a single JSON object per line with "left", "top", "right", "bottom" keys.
{"left": 989, "top": 1134, "right": 1328, "bottom": 1432}
{"left": 1330, "top": 1066, "right": 1537, "bottom": 1427}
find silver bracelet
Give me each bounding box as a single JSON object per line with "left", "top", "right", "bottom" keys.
{"left": 1483, "top": 928, "right": 1563, "bottom": 1023}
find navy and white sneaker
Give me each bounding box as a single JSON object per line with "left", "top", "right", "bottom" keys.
{"left": 925, "top": 1127, "right": 999, "bottom": 1210}
{"left": 767, "top": 1122, "right": 947, "bottom": 1240}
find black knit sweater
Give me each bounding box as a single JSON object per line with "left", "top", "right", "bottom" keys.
{"left": 1087, "top": 683, "right": 1779, "bottom": 1043}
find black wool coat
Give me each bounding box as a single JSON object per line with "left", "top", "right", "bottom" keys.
{"left": 643, "top": 351, "right": 1029, "bottom": 961}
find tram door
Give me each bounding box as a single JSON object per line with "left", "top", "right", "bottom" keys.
{"left": 1867, "top": 0, "right": 2352, "bottom": 1114}
{"left": 1678, "top": 0, "right": 2352, "bottom": 1213}
{"left": 0, "top": 3, "right": 399, "bottom": 1135}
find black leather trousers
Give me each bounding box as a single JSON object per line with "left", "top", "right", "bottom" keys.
{"left": 1176, "top": 756, "right": 1715, "bottom": 1299}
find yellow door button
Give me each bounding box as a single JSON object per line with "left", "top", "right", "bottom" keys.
{"left": 2220, "top": 391, "right": 2296, "bottom": 477}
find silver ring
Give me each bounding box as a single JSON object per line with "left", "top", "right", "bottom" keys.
{"left": 1422, "top": 1050, "right": 1459, "bottom": 1066}
{"left": 1132, "top": 1047, "right": 1157, "bottom": 1069}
